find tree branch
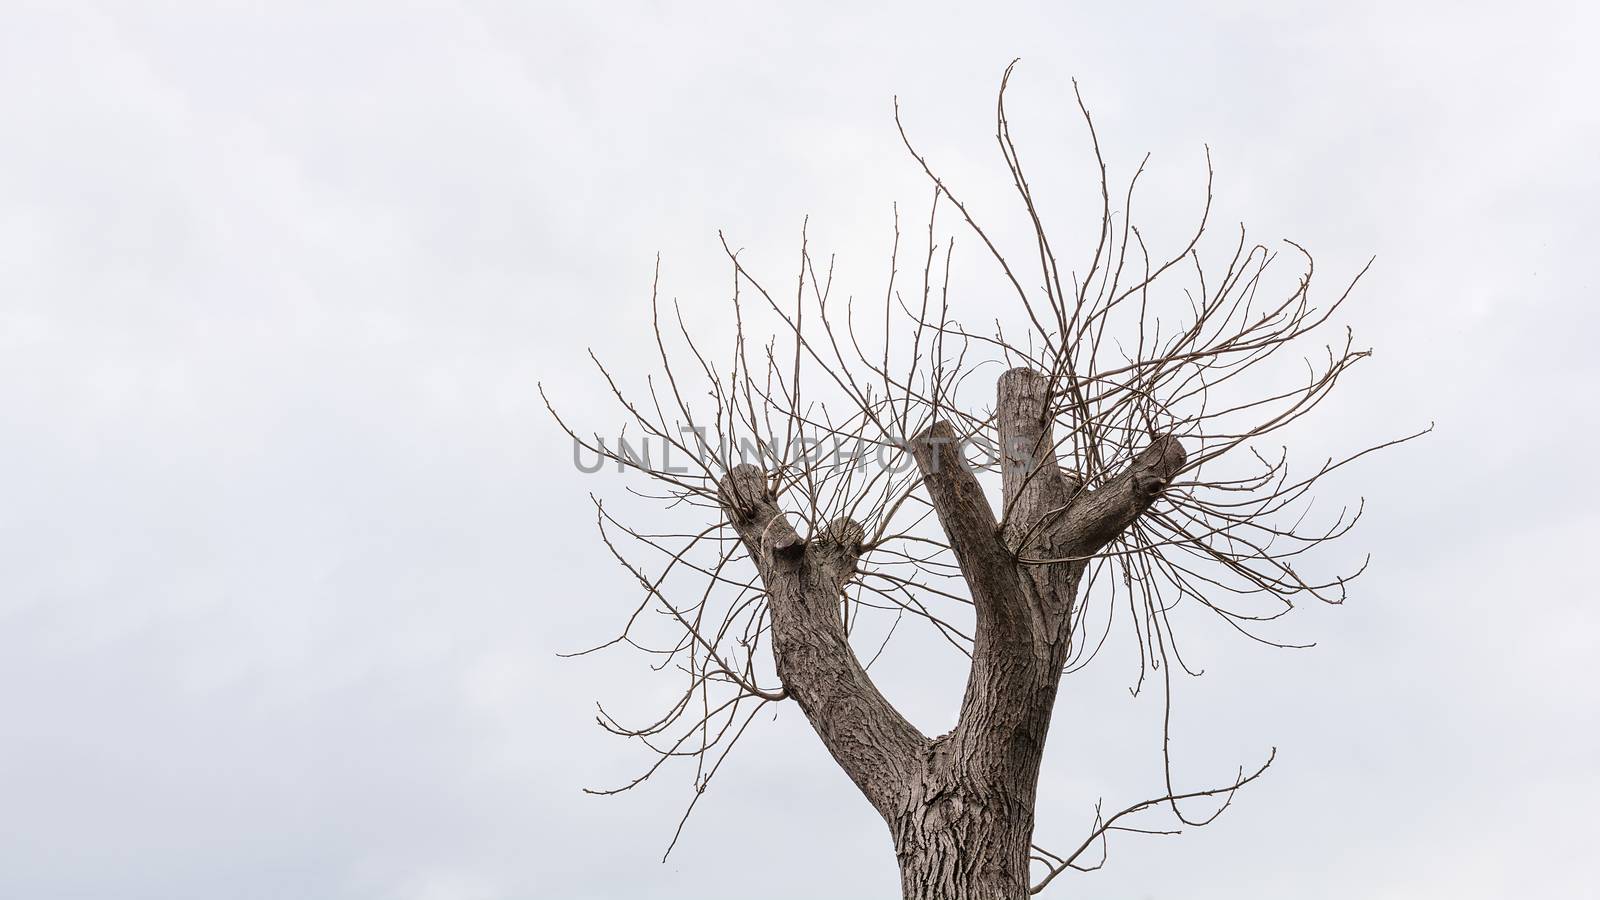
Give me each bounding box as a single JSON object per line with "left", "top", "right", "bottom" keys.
{"left": 908, "top": 421, "right": 1025, "bottom": 635}
{"left": 1029, "top": 750, "right": 1274, "bottom": 894}
{"left": 997, "top": 368, "right": 1075, "bottom": 546}
{"left": 1056, "top": 435, "right": 1186, "bottom": 559}
{"left": 716, "top": 464, "right": 928, "bottom": 817}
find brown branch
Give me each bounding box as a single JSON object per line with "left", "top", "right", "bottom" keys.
{"left": 1057, "top": 435, "right": 1187, "bottom": 558}
{"left": 715, "top": 464, "right": 928, "bottom": 817}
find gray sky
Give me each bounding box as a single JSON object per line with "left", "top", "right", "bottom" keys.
{"left": 2, "top": 2, "right": 1597, "bottom": 898}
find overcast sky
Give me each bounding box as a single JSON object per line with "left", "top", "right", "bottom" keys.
{"left": 3, "top": 2, "right": 1598, "bottom": 898}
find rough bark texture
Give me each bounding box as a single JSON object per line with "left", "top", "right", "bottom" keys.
{"left": 716, "top": 368, "right": 1185, "bottom": 900}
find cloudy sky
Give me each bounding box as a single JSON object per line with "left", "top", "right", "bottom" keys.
{"left": 3, "top": 2, "right": 1597, "bottom": 898}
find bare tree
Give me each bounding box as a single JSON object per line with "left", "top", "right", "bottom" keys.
{"left": 547, "top": 64, "right": 1423, "bottom": 900}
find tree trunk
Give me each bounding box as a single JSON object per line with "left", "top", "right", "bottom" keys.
{"left": 891, "top": 726, "right": 1051, "bottom": 900}
{"left": 714, "top": 367, "right": 1185, "bottom": 900}
{"left": 894, "top": 794, "right": 1033, "bottom": 900}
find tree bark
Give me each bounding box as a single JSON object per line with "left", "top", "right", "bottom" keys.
{"left": 714, "top": 368, "right": 1185, "bottom": 900}
{"left": 892, "top": 740, "right": 1037, "bottom": 900}
{"left": 717, "top": 465, "right": 928, "bottom": 818}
